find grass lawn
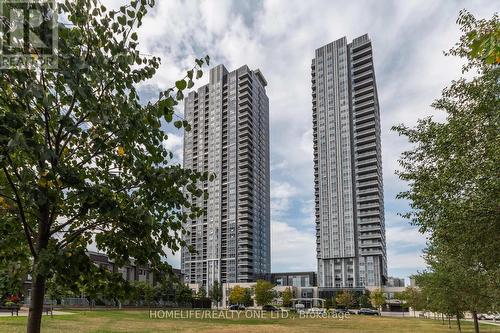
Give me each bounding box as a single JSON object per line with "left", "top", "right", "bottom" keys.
{"left": 1, "top": 310, "right": 499, "bottom": 333}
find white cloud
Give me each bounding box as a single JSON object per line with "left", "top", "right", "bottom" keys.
{"left": 386, "top": 226, "right": 428, "bottom": 247}
{"left": 162, "top": 131, "right": 184, "bottom": 164}
{"left": 270, "top": 180, "right": 299, "bottom": 216}
{"left": 164, "top": 248, "right": 181, "bottom": 269}
{"left": 388, "top": 251, "right": 426, "bottom": 270}
{"left": 271, "top": 221, "right": 316, "bottom": 272}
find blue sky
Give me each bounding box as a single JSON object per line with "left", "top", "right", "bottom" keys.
{"left": 105, "top": 0, "right": 497, "bottom": 281}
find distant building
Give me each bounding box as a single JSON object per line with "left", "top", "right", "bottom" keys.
{"left": 87, "top": 251, "right": 154, "bottom": 285}
{"left": 270, "top": 272, "right": 317, "bottom": 287}
{"left": 312, "top": 34, "right": 387, "bottom": 288}
{"left": 386, "top": 276, "right": 405, "bottom": 287}
{"left": 23, "top": 251, "right": 182, "bottom": 304}
{"left": 181, "top": 64, "right": 271, "bottom": 289}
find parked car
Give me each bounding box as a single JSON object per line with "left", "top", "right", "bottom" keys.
{"left": 478, "top": 313, "right": 500, "bottom": 321}
{"left": 358, "top": 308, "right": 380, "bottom": 316}
{"left": 262, "top": 305, "right": 279, "bottom": 312}
{"left": 294, "top": 304, "right": 305, "bottom": 310}
{"left": 294, "top": 303, "right": 306, "bottom": 314}
{"left": 228, "top": 304, "right": 245, "bottom": 310}
{"left": 307, "top": 307, "right": 326, "bottom": 314}
{"left": 334, "top": 308, "right": 349, "bottom": 314}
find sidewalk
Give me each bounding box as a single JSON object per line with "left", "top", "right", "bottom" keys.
{"left": 0, "top": 309, "right": 75, "bottom": 317}
{"left": 380, "top": 311, "right": 500, "bottom": 326}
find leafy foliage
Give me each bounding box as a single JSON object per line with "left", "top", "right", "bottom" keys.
{"left": 358, "top": 293, "right": 371, "bottom": 309}
{"left": 0, "top": 215, "right": 29, "bottom": 301}
{"left": 369, "top": 289, "right": 386, "bottom": 310}
{"left": 229, "top": 285, "right": 246, "bottom": 305}
{"left": 281, "top": 287, "right": 293, "bottom": 308}
{"left": 335, "top": 290, "right": 354, "bottom": 309}
{"left": 254, "top": 280, "right": 274, "bottom": 306}
{"left": 132, "top": 281, "right": 156, "bottom": 307}
{"left": 0, "top": 0, "right": 210, "bottom": 331}
{"left": 453, "top": 10, "right": 499, "bottom": 67}
{"left": 242, "top": 288, "right": 254, "bottom": 307}
{"left": 195, "top": 287, "right": 207, "bottom": 299}
{"left": 395, "top": 287, "right": 425, "bottom": 316}
{"left": 175, "top": 283, "right": 193, "bottom": 306}
{"left": 393, "top": 11, "right": 499, "bottom": 333}
{"left": 209, "top": 280, "right": 223, "bottom": 307}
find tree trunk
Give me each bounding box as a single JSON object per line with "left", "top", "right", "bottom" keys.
{"left": 456, "top": 311, "right": 462, "bottom": 333}
{"left": 472, "top": 311, "right": 479, "bottom": 333}
{"left": 27, "top": 209, "right": 50, "bottom": 333}
{"left": 448, "top": 315, "right": 451, "bottom": 328}
{"left": 27, "top": 274, "right": 46, "bottom": 333}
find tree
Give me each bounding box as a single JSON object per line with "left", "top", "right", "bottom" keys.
{"left": 454, "top": 10, "right": 499, "bottom": 66}
{"left": 282, "top": 287, "right": 293, "bottom": 308}
{"left": 335, "top": 290, "right": 354, "bottom": 309}
{"left": 415, "top": 267, "right": 468, "bottom": 332}
{"left": 370, "top": 289, "right": 386, "bottom": 311}
{"left": 254, "top": 280, "right": 274, "bottom": 306}
{"left": 229, "top": 285, "right": 245, "bottom": 305}
{"left": 209, "top": 281, "right": 222, "bottom": 309}
{"left": 396, "top": 287, "right": 425, "bottom": 317}
{"left": 358, "top": 294, "right": 371, "bottom": 309}
{"left": 196, "top": 287, "right": 207, "bottom": 299}
{"left": 175, "top": 284, "right": 193, "bottom": 307}
{"left": 0, "top": 1, "right": 211, "bottom": 331}
{"left": 242, "top": 288, "right": 254, "bottom": 307}
{"left": 393, "top": 10, "right": 499, "bottom": 333}
{"left": 0, "top": 211, "right": 30, "bottom": 301}
{"left": 45, "top": 276, "right": 74, "bottom": 305}
{"left": 133, "top": 281, "right": 156, "bottom": 308}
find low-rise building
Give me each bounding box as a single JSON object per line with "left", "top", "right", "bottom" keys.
{"left": 386, "top": 276, "right": 405, "bottom": 287}
{"left": 270, "top": 271, "right": 317, "bottom": 287}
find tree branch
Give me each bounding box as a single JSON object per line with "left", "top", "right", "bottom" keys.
{"left": 50, "top": 212, "right": 85, "bottom": 236}
{"left": 56, "top": 218, "right": 109, "bottom": 249}
{"left": 1, "top": 166, "right": 36, "bottom": 257}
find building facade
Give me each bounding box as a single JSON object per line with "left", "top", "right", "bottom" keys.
{"left": 181, "top": 64, "right": 271, "bottom": 290}
{"left": 386, "top": 276, "right": 405, "bottom": 287}
{"left": 312, "top": 34, "right": 387, "bottom": 288}
{"left": 270, "top": 271, "right": 317, "bottom": 287}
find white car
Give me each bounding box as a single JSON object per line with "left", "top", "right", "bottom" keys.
{"left": 307, "top": 307, "right": 326, "bottom": 314}
{"left": 478, "top": 313, "right": 500, "bottom": 321}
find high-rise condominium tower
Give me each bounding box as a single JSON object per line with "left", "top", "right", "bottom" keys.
{"left": 312, "top": 34, "right": 387, "bottom": 288}
{"left": 181, "top": 64, "right": 270, "bottom": 289}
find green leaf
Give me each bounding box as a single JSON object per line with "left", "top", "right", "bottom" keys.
{"left": 174, "top": 120, "right": 182, "bottom": 129}
{"left": 196, "top": 70, "right": 203, "bottom": 79}
{"left": 165, "top": 113, "right": 173, "bottom": 122}
{"left": 175, "top": 80, "right": 187, "bottom": 90}
{"left": 117, "top": 15, "right": 126, "bottom": 26}
{"left": 176, "top": 90, "right": 184, "bottom": 101}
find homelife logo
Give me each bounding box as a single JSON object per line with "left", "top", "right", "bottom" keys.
{"left": 0, "top": 0, "right": 58, "bottom": 69}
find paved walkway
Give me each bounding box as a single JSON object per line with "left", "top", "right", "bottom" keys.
{"left": 380, "top": 312, "right": 500, "bottom": 327}
{"left": 0, "top": 310, "right": 75, "bottom": 317}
